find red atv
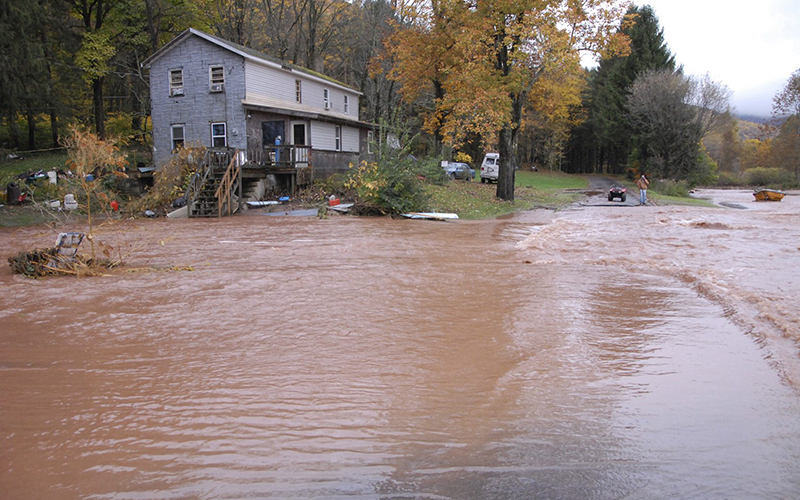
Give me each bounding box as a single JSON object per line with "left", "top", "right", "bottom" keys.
{"left": 608, "top": 185, "right": 627, "bottom": 202}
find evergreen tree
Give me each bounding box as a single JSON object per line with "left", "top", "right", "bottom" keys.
{"left": 565, "top": 4, "right": 676, "bottom": 174}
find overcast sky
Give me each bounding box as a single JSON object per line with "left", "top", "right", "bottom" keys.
{"left": 589, "top": 0, "right": 800, "bottom": 117}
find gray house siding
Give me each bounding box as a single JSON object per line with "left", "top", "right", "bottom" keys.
{"left": 313, "top": 151, "right": 360, "bottom": 176}
{"left": 150, "top": 36, "right": 247, "bottom": 167}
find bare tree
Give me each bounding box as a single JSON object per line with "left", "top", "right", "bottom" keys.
{"left": 772, "top": 68, "right": 800, "bottom": 119}
{"left": 771, "top": 69, "right": 800, "bottom": 182}
{"left": 628, "top": 69, "right": 729, "bottom": 183}
{"left": 690, "top": 72, "right": 732, "bottom": 139}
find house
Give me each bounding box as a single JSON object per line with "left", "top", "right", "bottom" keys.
{"left": 142, "top": 28, "right": 375, "bottom": 183}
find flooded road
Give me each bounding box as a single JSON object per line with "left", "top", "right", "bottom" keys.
{"left": 2, "top": 190, "right": 800, "bottom": 499}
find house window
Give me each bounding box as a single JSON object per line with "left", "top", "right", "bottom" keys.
{"left": 171, "top": 124, "right": 185, "bottom": 151}
{"left": 335, "top": 125, "right": 341, "bottom": 151}
{"left": 323, "top": 88, "right": 330, "bottom": 110}
{"left": 295, "top": 80, "right": 302, "bottom": 103}
{"left": 209, "top": 66, "right": 224, "bottom": 92}
{"left": 169, "top": 69, "right": 184, "bottom": 96}
{"left": 211, "top": 122, "right": 227, "bottom": 148}
{"left": 344, "top": 95, "right": 349, "bottom": 114}
{"left": 367, "top": 130, "right": 374, "bottom": 154}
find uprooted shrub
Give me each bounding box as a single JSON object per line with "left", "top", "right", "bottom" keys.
{"left": 341, "top": 155, "right": 443, "bottom": 215}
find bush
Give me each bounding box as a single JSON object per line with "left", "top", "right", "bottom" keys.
{"left": 689, "top": 146, "right": 719, "bottom": 186}
{"left": 715, "top": 171, "right": 749, "bottom": 187}
{"left": 651, "top": 179, "right": 690, "bottom": 197}
{"left": 343, "top": 154, "right": 436, "bottom": 214}
{"left": 745, "top": 167, "right": 794, "bottom": 188}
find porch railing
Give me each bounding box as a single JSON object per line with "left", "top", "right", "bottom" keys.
{"left": 247, "top": 145, "right": 312, "bottom": 169}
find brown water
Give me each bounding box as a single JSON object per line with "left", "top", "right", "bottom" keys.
{"left": 2, "top": 190, "right": 800, "bottom": 499}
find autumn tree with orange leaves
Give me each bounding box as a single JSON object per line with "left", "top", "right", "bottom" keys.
{"left": 385, "top": 0, "right": 629, "bottom": 200}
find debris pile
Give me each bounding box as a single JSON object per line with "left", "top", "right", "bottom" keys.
{"left": 8, "top": 247, "right": 63, "bottom": 278}
{"left": 7, "top": 232, "right": 117, "bottom": 278}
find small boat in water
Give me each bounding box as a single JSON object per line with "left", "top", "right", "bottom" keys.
{"left": 753, "top": 189, "right": 786, "bottom": 201}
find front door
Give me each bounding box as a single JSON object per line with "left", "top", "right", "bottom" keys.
{"left": 292, "top": 122, "right": 309, "bottom": 164}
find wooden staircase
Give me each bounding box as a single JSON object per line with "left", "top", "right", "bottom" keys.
{"left": 188, "top": 149, "right": 242, "bottom": 218}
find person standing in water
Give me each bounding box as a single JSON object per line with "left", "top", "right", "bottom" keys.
{"left": 636, "top": 174, "right": 650, "bottom": 205}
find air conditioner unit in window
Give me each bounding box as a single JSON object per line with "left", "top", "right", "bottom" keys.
{"left": 324, "top": 101, "right": 331, "bottom": 110}
{"left": 170, "top": 87, "right": 184, "bottom": 97}
{"left": 210, "top": 83, "right": 224, "bottom": 93}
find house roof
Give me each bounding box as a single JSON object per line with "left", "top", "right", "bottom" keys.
{"left": 142, "top": 28, "right": 361, "bottom": 96}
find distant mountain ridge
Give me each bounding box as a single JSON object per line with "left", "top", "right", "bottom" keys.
{"left": 734, "top": 113, "right": 769, "bottom": 125}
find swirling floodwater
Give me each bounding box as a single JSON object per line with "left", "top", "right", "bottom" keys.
{"left": 1, "top": 189, "right": 799, "bottom": 500}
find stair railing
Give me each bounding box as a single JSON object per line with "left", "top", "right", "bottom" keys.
{"left": 187, "top": 150, "right": 214, "bottom": 217}
{"left": 215, "top": 150, "right": 242, "bottom": 217}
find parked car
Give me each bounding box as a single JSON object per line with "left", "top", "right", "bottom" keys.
{"left": 444, "top": 162, "right": 475, "bottom": 181}
{"left": 608, "top": 184, "right": 627, "bottom": 202}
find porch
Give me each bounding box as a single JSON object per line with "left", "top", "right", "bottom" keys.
{"left": 186, "top": 146, "right": 313, "bottom": 218}
{"left": 244, "top": 145, "right": 313, "bottom": 195}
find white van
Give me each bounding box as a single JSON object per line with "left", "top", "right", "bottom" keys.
{"left": 480, "top": 153, "right": 499, "bottom": 183}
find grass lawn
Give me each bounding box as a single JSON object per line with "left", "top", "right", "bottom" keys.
{"left": 0, "top": 153, "right": 70, "bottom": 187}
{"left": 1, "top": 153, "right": 73, "bottom": 227}
{"left": 425, "top": 170, "right": 588, "bottom": 219}
{"left": 515, "top": 170, "right": 588, "bottom": 190}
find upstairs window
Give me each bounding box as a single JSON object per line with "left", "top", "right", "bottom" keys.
{"left": 211, "top": 122, "right": 227, "bottom": 148}
{"left": 209, "top": 66, "right": 224, "bottom": 92}
{"left": 295, "top": 80, "right": 302, "bottom": 103}
{"left": 323, "top": 88, "right": 330, "bottom": 110}
{"left": 169, "top": 69, "right": 184, "bottom": 96}
{"left": 344, "top": 95, "right": 349, "bottom": 114}
{"left": 171, "top": 124, "right": 185, "bottom": 151}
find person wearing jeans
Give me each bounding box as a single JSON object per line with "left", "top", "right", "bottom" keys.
{"left": 636, "top": 174, "right": 650, "bottom": 205}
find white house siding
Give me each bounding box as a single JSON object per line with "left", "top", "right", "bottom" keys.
{"left": 342, "top": 126, "right": 359, "bottom": 153}
{"left": 310, "top": 122, "right": 336, "bottom": 150}
{"left": 244, "top": 60, "right": 296, "bottom": 104}
{"left": 245, "top": 60, "right": 360, "bottom": 117}
{"left": 149, "top": 36, "right": 247, "bottom": 167}
{"left": 310, "top": 122, "right": 359, "bottom": 153}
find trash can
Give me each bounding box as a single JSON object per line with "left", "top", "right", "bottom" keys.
{"left": 6, "top": 183, "right": 20, "bottom": 205}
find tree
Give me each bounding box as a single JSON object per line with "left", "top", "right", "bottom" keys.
{"left": 714, "top": 113, "right": 742, "bottom": 172}
{"left": 627, "top": 69, "right": 729, "bottom": 184}
{"left": 772, "top": 68, "right": 800, "bottom": 119}
{"left": 770, "top": 115, "right": 800, "bottom": 183}
{"left": 566, "top": 4, "right": 676, "bottom": 174}
{"left": 383, "top": 0, "right": 468, "bottom": 156}
{"left": 70, "top": 0, "right": 123, "bottom": 139}
{"left": 61, "top": 126, "right": 127, "bottom": 260}
{"left": 386, "top": 0, "right": 628, "bottom": 200}
{"left": 771, "top": 68, "right": 800, "bottom": 182}
{"left": 0, "top": 0, "right": 55, "bottom": 150}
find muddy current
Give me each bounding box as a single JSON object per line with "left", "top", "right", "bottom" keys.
{"left": 1, "top": 189, "right": 799, "bottom": 499}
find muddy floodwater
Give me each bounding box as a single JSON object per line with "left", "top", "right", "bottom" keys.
{"left": 2, "top": 189, "right": 800, "bottom": 499}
